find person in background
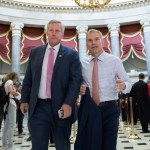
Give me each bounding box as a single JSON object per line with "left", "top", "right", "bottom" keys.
{"left": 147, "top": 76, "right": 150, "bottom": 124}
{"left": 25, "top": 120, "right": 31, "bottom": 142}
{"left": 118, "top": 92, "right": 128, "bottom": 123}
{"left": 131, "top": 73, "right": 150, "bottom": 133}
{"left": 20, "top": 20, "right": 82, "bottom": 150}
{"left": 0, "top": 76, "right": 6, "bottom": 137}
{"left": 147, "top": 76, "right": 150, "bottom": 97}
{"left": 15, "top": 82, "right": 25, "bottom": 135}
{"left": 129, "top": 85, "right": 139, "bottom": 125}
{"left": 1, "top": 72, "right": 20, "bottom": 150}
{"left": 76, "top": 29, "right": 131, "bottom": 150}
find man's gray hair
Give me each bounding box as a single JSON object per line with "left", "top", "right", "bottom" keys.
{"left": 86, "top": 29, "right": 103, "bottom": 40}
{"left": 47, "top": 20, "right": 65, "bottom": 33}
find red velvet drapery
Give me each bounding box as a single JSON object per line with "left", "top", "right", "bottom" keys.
{"left": 0, "top": 24, "right": 11, "bottom": 64}
{"left": 120, "top": 24, "right": 146, "bottom": 61}
{"left": 0, "top": 24, "right": 146, "bottom": 64}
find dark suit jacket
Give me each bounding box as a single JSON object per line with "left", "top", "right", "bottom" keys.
{"left": 131, "top": 80, "right": 150, "bottom": 118}
{"left": 131, "top": 80, "right": 149, "bottom": 106}
{"left": 21, "top": 44, "right": 82, "bottom": 127}
{"left": 74, "top": 88, "right": 102, "bottom": 150}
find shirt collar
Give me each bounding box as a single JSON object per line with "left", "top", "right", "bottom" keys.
{"left": 47, "top": 43, "right": 60, "bottom": 51}
{"left": 89, "top": 50, "right": 106, "bottom": 62}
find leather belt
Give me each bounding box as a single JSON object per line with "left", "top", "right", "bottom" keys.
{"left": 98, "top": 100, "right": 118, "bottom": 107}
{"left": 38, "top": 98, "right": 51, "bottom": 102}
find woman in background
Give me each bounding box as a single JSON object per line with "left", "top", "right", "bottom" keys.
{"left": 0, "top": 76, "right": 6, "bottom": 138}
{"left": 1, "top": 72, "right": 20, "bottom": 150}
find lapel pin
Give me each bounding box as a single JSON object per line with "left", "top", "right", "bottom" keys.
{"left": 59, "top": 55, "right": 62, "bottom": 57}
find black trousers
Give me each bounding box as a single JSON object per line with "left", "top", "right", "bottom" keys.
{"left": 17, "top": 108, "right": 24, "bottom": 134}
{"left": 0, "top": 106, "right": 4, "bottom": 132}
{"left": 138, "top": 105, "right": 149, "bottom": 132}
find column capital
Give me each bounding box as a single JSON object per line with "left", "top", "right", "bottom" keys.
{"left": 76, "top": 25, "right": 88, "bottom": 39}
{"left": 107, "top": 24, "right": 120, "bottom": 37}
{"left": 11, "top": 22, "right": 24, "bottom": 37}
{"left": 140, "top": 19, "right": 150, "bottom": 33}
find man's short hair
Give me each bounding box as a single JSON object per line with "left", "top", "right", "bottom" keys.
{"left": 47, "top": 20, "right": 65, "bottom": 33}
{"left": 139, "top": 73, "right": 145, "bottom": 79}
{"left": 86, "top": 29, "right": 103, "bottom": 40}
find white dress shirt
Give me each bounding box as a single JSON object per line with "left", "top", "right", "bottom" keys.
{"left": 81, "top": 51, "right": 132, "bottom": 102}
{"left": 38, "top": 43, "right": 60, "bottom": 99}
{"left": 4, "top": 80, "right": 21, "bottom": 107}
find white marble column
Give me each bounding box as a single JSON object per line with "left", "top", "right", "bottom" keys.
{"left": 108, "top": 24, "right": 120, "bottom": 58}
{"left": 44, "top": 25, "right": 48, "bottom": 43}
{"left": 11, "top": 22, "right": 24, "bottom": 76}
{"left": 76, "top": 25, "right": 88, "bottom": 60}
{"left": 140, "top": 20, "right": 150, "bottom": 76}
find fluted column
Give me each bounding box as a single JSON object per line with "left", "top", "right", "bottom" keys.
{"left": 108, "top": 24, "right": 120, "bottom": 58}
{"left": 44, "top": 25, "right": 48, "bottom": 43}
{"left": 140, "top": 20, "right": 150, "bottom": 76}
{"left": 11, "top": 22, "right": 24, "bottom": 76}
{"left": 76, "top": 25, "right": 88, "bottom": 59}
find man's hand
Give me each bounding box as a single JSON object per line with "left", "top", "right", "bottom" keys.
{"left": 61, "top": 104, "right": 72, "bottom": 119}
{"left": 75, "top": 98, "right": 80, "bottom": 107}
{"left": 80, "top": 84, "right": 86, "bottom": 95}
{"left": 116, "top": 74, "right": 126, "bottom": 92}
{"left": 20, "top": 103, "right": 28, "bottom": 115}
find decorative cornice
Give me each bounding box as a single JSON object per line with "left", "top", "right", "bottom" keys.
{"left": 0, "top": 0, "right": 150, "bottom": 13}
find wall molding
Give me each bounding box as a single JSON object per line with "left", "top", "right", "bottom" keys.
{"left": 0, "top": 0, "right": 150, "bottom": 13}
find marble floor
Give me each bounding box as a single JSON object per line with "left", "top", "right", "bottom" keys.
{"left": 0, "top": 118, "right": 150, "bottom": 150}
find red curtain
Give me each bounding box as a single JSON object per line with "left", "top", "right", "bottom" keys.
{"left": 21, "top": 27, "right": 46, "bottom": 64}
{"left": 21, "top": 28, "right": 78, "bottom": 64}
{"left": 120, "top": 24, "right": 145, "bottom": 61}
{"left": 0, "top": 24, "right": 146, "bottom": 64}
{"left": 61, "top": 35, "right": 78, "bottom": 51}
{"left": 0, "top": 24, "right": 11, "bottom": 64}
{"left": 98, "top": 28, "right": 111, "bottom": 53}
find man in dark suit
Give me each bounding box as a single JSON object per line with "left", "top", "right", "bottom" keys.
{"left": 131, "top": 73, "right": 150, "bottom": 133}
{"left": 20, "top": 20, "right": 82, "bottom": 150}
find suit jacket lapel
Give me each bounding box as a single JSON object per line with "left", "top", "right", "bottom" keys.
{"left": 38, "top": 44, "right": 47, "bottom": 76}
{"left": 53, "top": 45, "right": 65, "bottom": 75}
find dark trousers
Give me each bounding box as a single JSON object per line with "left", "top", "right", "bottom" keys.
{"left": 99, "top": 102, "right": 120, "bottom": 150}
{"left": 138, "top": 105, "right": 149, "bottom": 132}
{"left": 17, "top": 109, "right": 24, "bottom": 134}
{"left": 0, "top": 106, "right": 4, "bottom": 132}
{"left": 29, "top": 100, "right": 71, "bottom": 150}
{"left": 49, "top": 129, "right": 54, "bottom": 143}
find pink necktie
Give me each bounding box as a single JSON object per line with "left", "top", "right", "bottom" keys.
{"left": 92, "top": 58, "right": 100, "bottom": 106}
{"left": 46, "top": 47, "right": 54, "bottom": 98}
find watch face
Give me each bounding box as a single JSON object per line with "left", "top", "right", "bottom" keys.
{"left": 58, "top": 109, "right": 64, "bottom": 118}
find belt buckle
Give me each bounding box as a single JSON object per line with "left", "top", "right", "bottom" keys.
{"left": 46, "top": 98, "right": 51, "bottom": 101}
{"left": 99, "top": 101, "right": 106, "bottom": 107}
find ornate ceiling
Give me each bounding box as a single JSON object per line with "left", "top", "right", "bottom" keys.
{"left": 0, "top": 0, "right": 150, "bottom": 28}
{"left": 0, "top": 0, "right": 149, "bottom": 12}
{"left": 11, "top": 0, "right": 138, "bottom": 6}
